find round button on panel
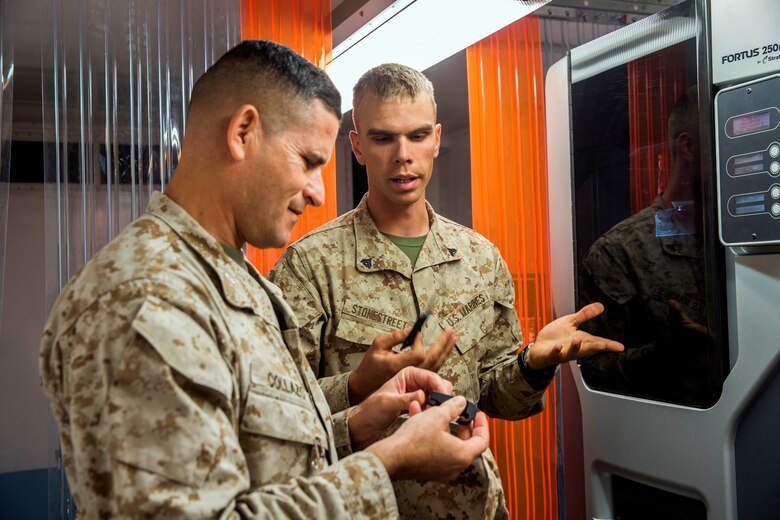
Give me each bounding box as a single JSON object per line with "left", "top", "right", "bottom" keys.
{"left": 772, "top": 161, "right": 780, "bottom": 175}
{"left": 772, "top": 203, "right": 780, "bottom": 217}
{"left": 770, "top": 143, "right": 780, "bottom": 158}
{"left": 772, "top": 186, "right": 780, "bottom": 200}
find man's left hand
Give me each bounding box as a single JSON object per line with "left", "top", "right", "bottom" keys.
{"left": 348, "top": 366, "right": 452, "bottom": 451}
{"left": 524, "top": 302, "right": 624, "bottom": 370}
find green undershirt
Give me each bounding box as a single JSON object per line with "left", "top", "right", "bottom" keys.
{"left": 221, "top": 243, "right": 287, "bottom": 326}
{"left": 221, "top": 243, "right": 263, "bottom": 284}
{"left": 221, "top": 243, "right": 246, "bottom": 268}
{"left": 381, "top": 232, "right": 428, "bottom": 265}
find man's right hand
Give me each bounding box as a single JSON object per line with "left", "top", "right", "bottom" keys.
{"left": 348, "top": 326, "right": 456, "bottom": 405}
{"left": 365, "top": 394, "right": 489, "bottom": 482}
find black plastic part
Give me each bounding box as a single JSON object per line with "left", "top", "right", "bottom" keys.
{"left": 400, "top": 312, "right": 431, "bottom": 349}
{"left": 426, "top": 391, "right": 477, "bottom": 425}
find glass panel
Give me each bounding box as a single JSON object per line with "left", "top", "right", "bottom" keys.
{"left": 572, "top": 35, "right": 726, "bottom": 408}
{"left": 0, "top": 0, "right": 12, "bottom": 323}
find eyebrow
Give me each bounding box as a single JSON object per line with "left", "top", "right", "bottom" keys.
{"left": 366, "top": 124, "right": 435, "bottom": 136}
{"left": 308, "top": 153, "right": 328, "bottom": 166}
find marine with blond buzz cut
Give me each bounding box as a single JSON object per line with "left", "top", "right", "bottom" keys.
{"left": 269, "top": 62, "right": 623, "bottom": 519}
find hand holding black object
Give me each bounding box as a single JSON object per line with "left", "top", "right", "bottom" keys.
{"left": 401, "top": 312, "right": 431, "bottom": 350}
{"left": 426, "top": 391, "right": 477, "bottom": 425}
{"left": 348, "top": 320, "right": 455, "bottom": 405}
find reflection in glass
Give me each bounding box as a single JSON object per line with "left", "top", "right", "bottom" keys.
{"left": 572, "top": 38, "right": 724, "bottom": 407}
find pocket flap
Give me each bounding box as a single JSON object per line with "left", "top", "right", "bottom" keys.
{"left": 440, "top": 296, "right": 495, "bottom": 356}
{"left": 334, "top": 314, "right": 395, "bottom": 346}
{"left": 132, "top": 296, "right": 233, "bottom": 401}
{"left": 337, "top": 299, "right": 411, "bottom": 344}
{"left": 241, "top": 385, "right": 324, "bottom": 446}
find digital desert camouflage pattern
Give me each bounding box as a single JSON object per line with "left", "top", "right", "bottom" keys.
{"left": 269, "top": 196, "right": 550, "bottom": 519}
{"left": 578, "top": 195, "right": 710, "bottom": 402}
{"left": 39, "top": 192, "right": 398, "bottom": 519}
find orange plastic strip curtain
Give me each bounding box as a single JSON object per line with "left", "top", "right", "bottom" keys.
{"left": 628, "top": 43, "right": 689, "bottom": 213}
{"left": 467, "top": 16, "right": 556, "bottom": 520}
{"left": 240, "top": 0, "right": 336, "bottom": 274}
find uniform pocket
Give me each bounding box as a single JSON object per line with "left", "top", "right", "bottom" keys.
{"left": 334, "top": 314, "right": 394, "bottom": 346}
{"left": 338, "top": 299, "right": 411, "bottom": 341}
{"left": 109, "top": 297, "right": 234, "bottom": 487}
{"left": 131, "top": 296, "right": 233, "bottom": 401}
{"left": 441, "top": 297, "right": 495, "bottom": 356}
{"left": 241, "top": 385, "right": 325, "bottom": 446}
{"left": 239, "top": 384, "right": 330, "bottom": 484}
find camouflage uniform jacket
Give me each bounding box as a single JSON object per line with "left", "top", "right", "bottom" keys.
{"left": 39, "top": 192, "right": 398, "bottom": 519}
{"left": 578, "top": 195, "right": 708, "bottom": 401}
{"left": 269, "top": 196, "right": 549, "bottom": 519}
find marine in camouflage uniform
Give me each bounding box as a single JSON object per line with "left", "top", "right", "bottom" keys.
{"left": 269, "top": 195, "right": 553, "bottom": 519}
{"left": 577, "top": 195, "right": 713, "bottom": 405}
{"left": 40, "top": 192, "right": 399, "bottom": 519}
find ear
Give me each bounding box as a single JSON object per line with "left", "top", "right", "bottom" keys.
{"left": 226, "top": 104, "right": 261, "bottom": 161}
{"left": 433, "top": 123, "right": 442, "bottom": 159}
{"left": 349, "top": 130, "right": 366, "bottom": 166}
{"left": 677, "top": 131, "right": 695, "bottom": 163}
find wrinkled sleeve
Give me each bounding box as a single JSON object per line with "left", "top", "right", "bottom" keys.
{"left": 268, "top": 249, "right": 353, "bottom": 413}
{"left": 331, "top": 407, "right": 356, "bottom": 459}
{"left": 45, "top": 289, "right": 396, "bottom": 520}
{"left": 476, "top": 251, "right": 549, "bottom": 420}
{"left": 577, "top": 241, "right": 662, "bottom": 394}
{"left": 230, "top": 452, "right": 396, "bottom": 520}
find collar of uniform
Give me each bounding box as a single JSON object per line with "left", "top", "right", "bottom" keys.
{"left": 352, "top": 194, "right": 462, "bottom": 277}
{"left": 248, "top": 262, "right": 301, "bottom": 330}
{"left": 650, "top": 195, "right": 703, "bottom": 260}
{"left": 147, "top": 191, "right": 270, "bottom": 316}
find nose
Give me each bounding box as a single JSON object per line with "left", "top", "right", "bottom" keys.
{"left": 303, "top": 168, "right": 325, "bottom": 207}
{"left": 394, "top": 138, "right": 413, "bottom": 165}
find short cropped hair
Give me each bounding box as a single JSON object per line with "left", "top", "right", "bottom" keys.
{"left": 352, "top": 63, "right": 436, "bottom": 127}
{"left": 189, "top": 39, "right": 341, "bottom": 132}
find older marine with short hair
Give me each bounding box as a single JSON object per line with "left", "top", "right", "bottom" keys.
{"left": 40, "top": 41, "right": 492, "bottom": 519}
